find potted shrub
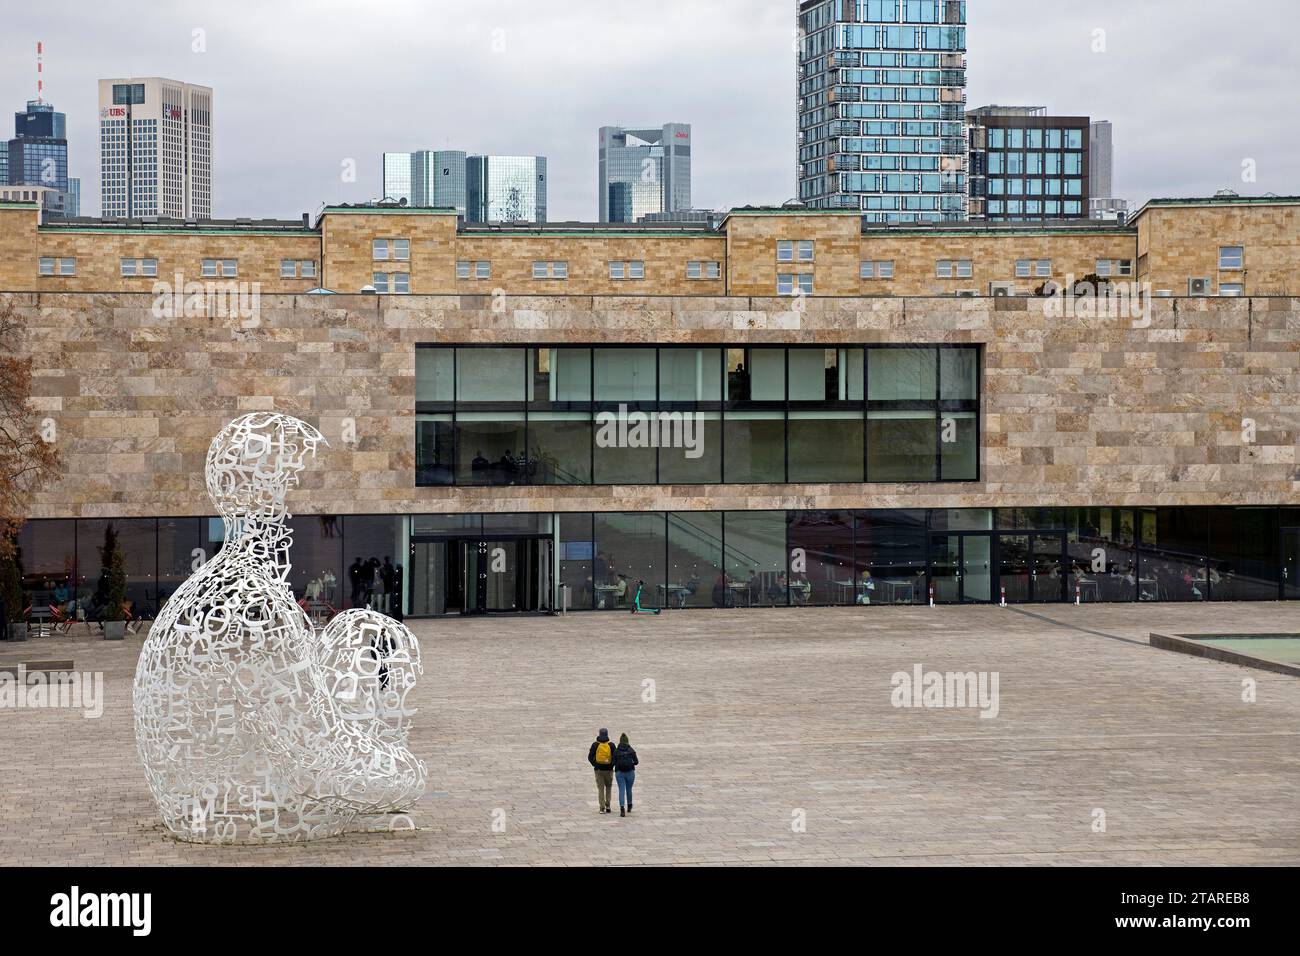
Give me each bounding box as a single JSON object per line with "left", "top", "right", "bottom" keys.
{"left": 100, "top": 524, "right": 128, "bottom": 641}
{"left": 0, "top": 539, "right": 24, "bottom": 642}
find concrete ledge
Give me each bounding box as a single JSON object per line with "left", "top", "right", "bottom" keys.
{"left": 1149, "top": 632, "right": 1300, "bottom": 678}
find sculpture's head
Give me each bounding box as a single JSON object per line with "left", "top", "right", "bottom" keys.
{"left": 205, "top": 413, "right": 327, "bottom": 521}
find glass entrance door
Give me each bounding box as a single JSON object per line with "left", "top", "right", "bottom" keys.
{"left": 994, "top": 532, "right": 1066, "bottom": 603}
{"left": 410, "top": 536, "right": 554, "bottom": 615}
{"left": 1283, "top": 529, "right": 1300, "bottom": 599}
{"left": 962, "top": 534, "right": 992, "bottom": 602}
{"left": 930, "top": 534, "right": 960, "bottom": 603}
{"left": 929, "top": 533, "right": 992, "bottom": 603}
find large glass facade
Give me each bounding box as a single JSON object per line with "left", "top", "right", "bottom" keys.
{"left": 416, "top": 344, "right": 980, "bottom": 486}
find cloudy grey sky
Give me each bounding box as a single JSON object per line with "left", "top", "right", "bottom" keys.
{"left": 2, "top": 0, "right": 1296, "bottom": 220}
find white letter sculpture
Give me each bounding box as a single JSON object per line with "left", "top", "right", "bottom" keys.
{"left": 133, "top": 413, "right": 427, "bottom": 843}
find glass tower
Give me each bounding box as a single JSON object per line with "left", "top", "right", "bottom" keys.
{"left": 467, "top": 155, "right": 547, "bottom": 223}
{"left": 597, "top": 124, "right": 691, "bottom": 223}
{"left": 797, "top": 0, "right": 968, "bottom": 222}
{"left": 384, "top": 150, "right": 469, "bottom": 215}
{"left": 6, "top": 100, "right": 76, "bottom": 216}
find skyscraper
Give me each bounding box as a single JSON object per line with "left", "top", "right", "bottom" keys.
{"left": 382, "top": 151, "right": 546, "bottom": 222}
{"left": 1087, "top": 120, "right": 1127, "bottom": 221}
{"left": 796, "top": 0, "right": 968, "bottom": 222}
{"left": 467, "top": 155, "right": 546, "bottom": 222}
{"left": 98, "top": 78, "right": 212, "bottom": 219}
{"left": 383, "top": 150, "right": 469, "bottom": 216}
{"left": 597, "top": 124, "right": 691, "bottom": 223}
{"left": 6, "top": 99, "right": 79, "bottom": 216}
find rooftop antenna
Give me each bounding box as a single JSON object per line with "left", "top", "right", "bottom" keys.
{"left": 35, "top": 41, "right": 44, "bottom": 104}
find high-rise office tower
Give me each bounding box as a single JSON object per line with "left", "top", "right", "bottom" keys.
{"left": 6, "top": 99, "right": 79, "bottom": 216}
{"left": 98, "top": 78, "right": 213, "bottom": 219}
{"left": 382, "top": 150, "right": 469, "bottom": 216}
{"left": 597, "top": 124, "right": 690, "bottom": 223}
{"left": 796, "top": 0, "right": 968, "bottom": 222}
{"left": 467, "top": 155, "right": 546, "bottom": 222}
{"left": 965, "top": 106, "right": 1090, "bottom": 222}
{"left": 1087, "top": 120, "right": 1127, "bottom": 221}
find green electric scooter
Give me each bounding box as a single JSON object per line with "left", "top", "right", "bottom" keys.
{"left": 630, "top": 579, "right": 661, "bottom": 615}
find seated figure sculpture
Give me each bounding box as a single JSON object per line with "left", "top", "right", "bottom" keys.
{"left": 133, "top": 412, "right": 427, "bottom": 843}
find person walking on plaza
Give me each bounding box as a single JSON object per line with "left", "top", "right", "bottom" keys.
{"left": 588, "top": 728, "right": 616, "bottom": 813}
{"left": 613, "top": 733, "right": 638, "bottom": 817}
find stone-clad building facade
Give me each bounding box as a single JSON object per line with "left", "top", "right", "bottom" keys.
{"left": 2, "top": 195, "right": 1299, "bottom": 618}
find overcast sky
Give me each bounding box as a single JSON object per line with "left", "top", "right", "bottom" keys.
{"left": 2, "top": 0, "right": 1296, "bottom": 220}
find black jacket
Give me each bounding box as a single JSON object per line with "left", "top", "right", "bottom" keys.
{"left": 588, "top": 736, "right": 615, "bottom": 770}
{"left": 613, "top": 743, "right": 638, "bottom": 773}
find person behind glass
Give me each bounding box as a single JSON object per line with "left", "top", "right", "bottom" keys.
{"left": 348, "top": 557, "right": 364, "bottom": 607}
{"left": 381, "top": 557, "right": 396, "bottom": 613}
{"left": 588, "top": 727, "right": 617, "bottom": 814}
{"left": 712, "top": 570, "right": 730, "bottom": 608}
{"left": 613, "top": 733, "right": 638, "bottom": 816}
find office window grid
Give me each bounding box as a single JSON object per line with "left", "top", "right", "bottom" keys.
{"left": 414, "top": 344, "right": 980, "bottom": 487}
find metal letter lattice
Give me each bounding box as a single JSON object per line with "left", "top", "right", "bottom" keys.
{"left": 133, "top": 413, "right": 427, "bottom": 843}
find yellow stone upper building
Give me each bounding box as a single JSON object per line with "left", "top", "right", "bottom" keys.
{"left": 0, "top": 194, "right": 1295, "bottom": 298}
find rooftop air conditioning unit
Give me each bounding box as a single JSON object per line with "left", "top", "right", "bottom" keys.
{"left": 989, "top": 281, "right": 1015, "bottom": 297}
{"left": 1188, "top": 277, "right": 1212, "bottom": 296}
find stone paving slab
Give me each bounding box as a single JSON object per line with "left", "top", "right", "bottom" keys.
{"left": 1, "top": 603, "right": 1298, "bottom": 866}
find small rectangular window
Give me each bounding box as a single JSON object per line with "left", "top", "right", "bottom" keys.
{"left": 394, "top": 239, "right": 410, "bottom": 261}
{"left": 628, "top": 260, "right": 644, "bottom": 279}
{"left": 59, "top": 258, "right": 76, "bottom": 276}
{"left": 301, "top": 260, "right": 316, "bottom": 278}
{"left": 372, "top": 272, "right": 388, "bottom": 293}
{"left": 776, "top": 240, "right": 794, "bottom": 262}
{"left": 456, "top": 261, "right": 471, "bottom": 279}
{"left": 281, "top": 260, "right": 297, "bottom": 279}
{"left": 609, "top": 261, "right": 625, "bottom": 280}
{"left": 1117, "top": 259, "right": 1132, "bottom": 277}
{"left": 553, "top": 261, "right": 567, "bottom": 279}
{"left": 936, "top": 260, "right": 953, "bottom": 278}
{"left": 122, "top": 258, "right": 138, "bottom": 277}
{"left": 777, "top": 274, "right": 794, "bottom": 295}
{"left": 686, "top": 261, "right": 702, "bottom": 279}
{"left": 877, "top": 260, "right": 893, "bottom": 279}
{"left": 201, "top": 259, "right": 218, "bottom": 277}
{"left": 1219, "top": 283, "right": 1244, "bottom": 297}
{"left": 1095, "top": 259, "right": 1112, "bottom": 277}
{"left": 475, "top": 261, "right": 490, "bottom": 279}
{"left": 373, "top": 239, "right": 389, "bottom": 261}
{"left": 1035, "top": 260, "right": 1051, "bottom": 277}
{"left": 798, "top": 274, "right": 814, "bottom": 294}
{"left": 533, "top": 261, "right": 548, "bottom": 279}
{"left": 706, "top": 261, "right": 720, "bottom": 279}
{"left": 1219, "top": 246, "right": 1243, "bottom": 270}
{"left": 38, "top": 257, "right": 55, "bottom": 276}
{"left": 861, "top": 260, "right": 876, "bottom": 279}
{"left": 1015, "top": 259, "right": 1031, "bottom": 278}
{"left": 221, "top": 260, "right": 237, "bottom": 277}
{"left": 797, "top": 240, "right": 815, "bottom": 262}
{"left": 393, "top": 273, "right": 410, "bottom": 294}
{"left": 956, "top": 259, "right": 972, "bottom": 278}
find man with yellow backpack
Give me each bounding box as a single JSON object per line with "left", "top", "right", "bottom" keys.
{"left": 587, "top": 728, "right": 617, "bottom": 813}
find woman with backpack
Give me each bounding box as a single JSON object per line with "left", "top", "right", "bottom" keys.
{"left": 614, "top": 733, "right": 639, "bottom": 817}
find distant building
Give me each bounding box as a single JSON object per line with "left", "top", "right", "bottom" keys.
{"left": 966, "top": 106, "right": 1089, "bottom": 222}
{"left": 383, "top": 150, "right": 469, "bottom": 216}
{"left": 383, "top": 151, "right": 545, "bottom": 222}
{"left": 467, "top": 155, "right": 546, "bottom": 222}
{"left": 98, "top": 77, "right": 213, "bottom": 219}
{"left": 6, "top": 99, "right": 78, "bottom": 216}
{"left": 1088, "top": 120, "right": 1127, "bottom": 221}
{"left": 598, "top": 124, "right": 691, "bottom": 223}
{"left": 796, "top": 1, "right": 968, "bottom": 221}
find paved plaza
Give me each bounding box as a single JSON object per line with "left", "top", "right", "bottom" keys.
{"left": 2, "top": 603, "right": 1299, "bottom": 866}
